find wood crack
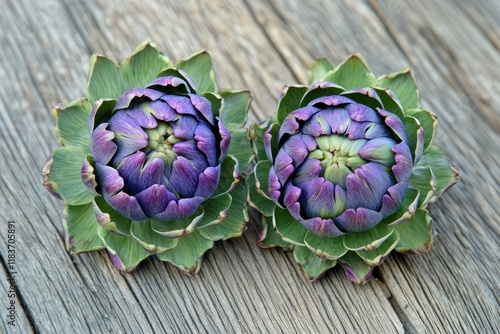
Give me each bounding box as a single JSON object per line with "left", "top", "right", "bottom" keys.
{"left": 0, "top": 252, "right": 39, "bottom": 333}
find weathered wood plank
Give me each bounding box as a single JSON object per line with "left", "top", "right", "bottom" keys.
{"left": 0, "top": 0, "right": 498, "bottom": 333}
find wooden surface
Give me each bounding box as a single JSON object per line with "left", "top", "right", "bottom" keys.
{"left": 0, "top": 0, "right": 499, "bottom": 333}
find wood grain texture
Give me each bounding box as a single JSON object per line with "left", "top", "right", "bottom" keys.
{"left": 0, "top": 0, "right": 498, "bottom": 333}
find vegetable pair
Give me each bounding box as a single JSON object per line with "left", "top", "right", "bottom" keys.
{"left": 42, "top": 42, "right": 459, "bottom": 283}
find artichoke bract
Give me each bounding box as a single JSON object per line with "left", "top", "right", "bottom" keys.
{"left": 249, "top": 55, "right": 459, "bottom": 283}
{"left": 42, "top": 42, "right": 253, "bottom": 273}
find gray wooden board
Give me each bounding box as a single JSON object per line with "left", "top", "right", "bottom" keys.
{"left": 0, "top": 0, "right": 498, "bottom": 333}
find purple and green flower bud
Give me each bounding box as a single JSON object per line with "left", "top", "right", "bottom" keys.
{"left": 42, "top": 42, "right": 252, "bottom": 274}
{"left": 249, "top": 55, "right": 459, "bottom": 283}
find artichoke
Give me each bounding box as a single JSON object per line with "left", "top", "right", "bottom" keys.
{"left": 249, "top": 55, "right": 459, "bottom": 283}
{"left": 42, "top": 42, "right": 253, "bottom": 273}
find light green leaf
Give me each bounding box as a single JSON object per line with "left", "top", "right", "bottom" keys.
{"left": 409, "top": 166, "right": 436, "bottom": 209}
{"left": 227, "top": 129, "right": 253, "bottom": 171}
{"left": 176, "top": 50, "right": 216, "bottom": 93}
{"left": 98, "top": 226, "right": 152, "bottom": 272}
{"left": 251, "top": 122, "right": 279, "bottom": 163}
{"left": 121, "top": 42, "right": 171, "bottom": 91}
{"left": 373, "top": 87, "right": 405, "bottom": 119}
{"left": 53, "top": 98, "right": 92, "bottom": 150}
{"left": 294, "top": 245, "right": 337, "bottom": 282}
{"left": 93, "top": 196, "right": 132, "bottom": 236}
{"left": 415, "top": 145, "right": 460, "bottom": 202}
{"left": 406, "top": 108, "right": 438, "bottom": 152}
{"left": 87, "top": 42, "right": 171, "bottom": 104}
{"left": 220, "top": 89, "right": 251, "bottom": 130}
{"left": 198, "top": 183, "right": 248, "bottom": 241}
{"left": 201, "top": 91, "right": 222, "bottom": 118}
{"left": 340, "top": 87, "right": 383, "bottom": 110}
{"left": 63, "top": 203, "right": 104, "bottom": 253}
{"left": 338, "top": 251, "right": 374, "bottom": 284}
{"left": 277, "top": 85, "right": 308, "bottom": 123}
{"left": 376, "top": 69, "right": 420, "bottom": 110}
{"left": 246, "top": 170, "right": 275, "bottom": 216}
{"left": 88, "top": 99, "right": 116, "bottom": 131}
{"left": 299, "top": 82, "right": 344, "bottom": 107}
{"left": 87, "top": 55, "right": 123, "bottom": 104}
{"left": 257, "top": 214, "right": 291, "bottom": 249}
{"left": 343, "top": 223, "right": 393, "bottom": 252}
{"left": 254, "top": 160, "right": 272, "bottom": 200}
{"left": 384, "top": 188, "right": 420, "bottom": 226}
{"left": 324, "top": 54, "right": 376, "bottom": 89}
{"left": 130, "top": 220, "right": 177, "bottom": 253}
{"left": 197, "top": 193, "right": 232, "bottom": 228}
{"left": 212, "top": 155, "right": 239, "bottom": 197}
{"left": 404, "top": 115, "right": 424, "bottom": 163}
{"left": 47, "top": 146, "right": 94, "bottom": 205}
{"left": 356, "top": 231, "right": 400, "bottom": 266}
{"left": 273, "top": 206, "right": 307, "bottom": 246}
{"left": 394, "top": 209, "right": 433, "bottom": 254}
{"left": 304, "top": 232, "right": 348, "bottom": 260}
{"left": 156, "top": 230, "right": 214, "bottom": 275}
{"left": 151, "top": 207, "right": 204, "bottom": 238}
{"left": 309, "top": 57, "right": 334, "bottom": 85}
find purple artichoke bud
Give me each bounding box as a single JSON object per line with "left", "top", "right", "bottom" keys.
{"left": 250, "top": 55, "right": 459, "bottom": 283}
{"left": 266, "top": 93, "right": 413, "bottom": 236}
{"left": 90, "top": 76, "right": 230, "bottom": 222}
{"left": 41, "top": 42, "right": 252, "bottom": 273}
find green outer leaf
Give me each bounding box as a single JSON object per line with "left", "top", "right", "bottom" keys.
{"left": 376, "top": 69, "right": 420, "bottom": 110}
{"left": 98, "top": 226, "right": 152, "bottom": 273}
{"left": 342, "top": 223, "right": 393, "bottom": 251}
{"left": 121, "top": 42, "right": 171, "bottom": 91}
{"left": 323, "top": 54, "right": 376, "bottom": 90}
{"left": 250, "top": 121, "right": 279, "bottom": 162}
{"left": 220, "top": 89, "right": 251, "bottom": 130}
{"left": 212, "top": 155, "right": 239, "bottom": 197}
{"left": 202, "top": 91, "right": 222, "bottom": 118}
{"left": 130, "top": 220, "right": 177, "bottom": 253}
{"left": 88, "top": 99, "right": 117, "bottom": 131}
{"left": 273, "top": 206, "right": 307, "bottom": 246}
{"left": 197, "top": 193, "right": 232, "bottom": 228}
{"left": 403, "top": 115, "right": 424, "bottom": 163}
{"left": 257, "top": 214, "right": 291, "bottom": 249}
{"left": 309, "top": 57, "right": 334, "bottom": 85}
{"left": 406, "top": 108, "right": 438, "bottom": 152}
{"left": 394, "top": 209, "right": 433, "bottom": 254}
{"left": 293, "top": 245, "right": 337, "bottom": 282}
{"left": 47, "top": 146, "right": 94, "bottom": 205}
{"left": 373, "top": 87, "right": 405, "bottom": 120}
{"left": 87, "top": 55, "right": 123, "bottom": 104}
{"left": 151, "top": 207, "right": 204, "bottom": 238}
{"left": 304, "top": 232, "right": 348, "bottom": 260}
{"left": 93, "top": 196, "right": 132, "bottom": 236}
{"left": 87, "top": 42, "right": 171, "bottom": 104}
{"left": 299, "top": 83, "right": 345, "bottom": 107}
{"left": 156, "top": 230, "right": 214, "bottom": 275}
{"left": 226, "top": 129, "right": 253, "bottom": 171}
{"left": 246, "top": 170, "right": 275, "bottom": 216}
{"left": 356, "top": 231, "right": 400, "bottom": 266}
{"left": 340, "top": 87, "right": 383, "bottom": 110}
{"left": 415, "top": 145, "right": 459, "bottom": 202}
{"left": 409, "top": 166, "right": 436, "bottom": 209}
{"left": 254, "top": 160, "right": 272, "bottom": 199}
{"left": 53, "top": 98, "right": 92, "bottom": 150}
{"left": 277, "top": 85, "right": 308, "bottom": 123}
{"left": 176, "top": 50, "right": 216, "bottom": 93}
{"left": 338, "top": 251, "right": 374, "bottom": 284}
{"left": 198, "top": 182, "right": 248, "bottom": 241}
{"left": 384, "top": 188, "right": 420, "bottom": 226}
{"left": 63, "top": 203, "right": 104, "bottom": 253}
